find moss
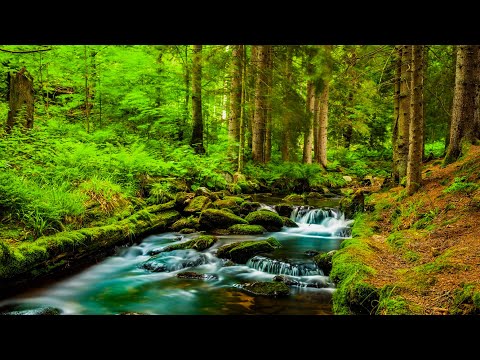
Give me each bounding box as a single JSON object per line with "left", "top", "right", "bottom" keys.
{"left": 274, "top": 203, "right": 294, "bottom": 217}
{"left": 282, "top": 194, "right": 304, "bottom": 203}
{"left": 198, "top": 209, "right": 247, "bottom": 230}
{"left": 240, "top": 281, "right": 290, "bottom": 297}
{"left": 386, "top": 232, "right": 407, "bottom": 249}
{"left": 403, "top": 250, "right": 420, "bottom": 263}
{"left": 238, "top": 201, "right": 261, "bottom": 215}
{"left": 170, "top": 217, "right": 199, "bottom": 232}
{"left": 375, "top": 286, "right": 410, "bottom": 315}
{"left": 228, "top": 224, "right": 266, "bottom": 235}
{"left": 212, "top": 199, "right": 240, "bottom": 214}
{"left": 244, "top": 210, "right": 284, "bottom": 231}
{"left": 339, "top": 190, "right": 364, "bottom": 219}
{"left": 282, "top": 216, "right": 298, "bottom": 228}
{"left": 163, "top": 235, "right": 217, "bottom": 252}
{"left": 450, "top": 283, "right": 480, "bottom": 315}
{"left": 223, "top": 196, "right": 245, "bottom": 205}
{"left": 313, "top": 251, "right": 334, "bottom": 276}
{"left": 265, "top": 237, "right": 281, "bottom": 248}
{"left": 216, "top": 240, "right": 275, "bottom": 264}
{"left": 179, "top": 228, "right": 196, "bottom": 234}
{"left": 184, "top": 196, "right": 212, "bottom": 213}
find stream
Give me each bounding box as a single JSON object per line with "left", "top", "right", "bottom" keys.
{"left": 0, "top": 196, "right": 353, "bottom": 315}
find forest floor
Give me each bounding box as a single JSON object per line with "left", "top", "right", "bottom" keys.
{"left": 349, "top": 145, "right": 480, "bottom": 314}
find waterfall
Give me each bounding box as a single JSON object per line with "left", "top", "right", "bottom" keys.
{"left": 246, "top": 255, "right": 322, "bottom": 276}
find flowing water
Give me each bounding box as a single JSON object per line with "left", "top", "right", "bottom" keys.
{"left": 0, "top": 197, "right": 353, "bottom": 315}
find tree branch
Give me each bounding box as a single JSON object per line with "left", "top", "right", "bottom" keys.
{"left": 0, "top": 47, "right": 52, "bottom": 54}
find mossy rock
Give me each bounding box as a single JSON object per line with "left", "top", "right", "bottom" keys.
{"left": 313, "top": 250, "right": 336, "bottom": 276}
{"left": 176, "top": 271, "right": 219, "bottom": 280}
{"left": 240, "top": 281, "right": 290, "bottom": 297}
{"left": 179, "top": 228, "right": 197, "bottom": 234}
{"left": 282, "top": 194, "right": 304, "bottom": 203}
{"left": 175, "top": 192, "right": 195, "bottom": 209}
{"left": 195, "top": 186, "right": 219, "bottom": 200}
{"left": 223, "top": 196, "right": 245, "bottom": 205}
{"left": 228, "top": 224, "right": 266, "bottom": 235}
{"left": 307, "top": 191, "right": 323, "bottom": 199}
{"left": 347, "top": 281, "right": 380, "bottom": 315}
{"left": 163, "top": 235, "right": 217, "bottom": 252}
{"left": 339, "top": 190, "right": 365, "bottom": 219}
{"left": 274, "top": 203, "right": 293, "bottom": 217}
{"left": 282, "top": 216, "right": 298, "bottom": 228}
{"left": 170, "top": 217, "right": 199, "bottom": 232}
{"left": 265, "top": 237, "right": 281, "bottom": 248}
{"left": 184, "top": 196, "right": 212, "bottom": 213}
{"left": 213, "top": 199, "right": 240, "bottom": 214}
{"left": 198, "top": 209, "right": 248, "bottom": 230}
{"left": 216, "top": 240, "right": 275, "bottom": 264}
{"left": 245, "top": 210, "right": 284, "bottom": 231}
{"left": 238, "top": 201, "right": 261, "bottom": 216}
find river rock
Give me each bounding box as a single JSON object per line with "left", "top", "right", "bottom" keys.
{"left": 179, "top": 228, "right": 197, "bottom": 234}
{"left": 228, "top": 224, "right": 266, "bottom": 235}
{"left": 238, "top": 201, "right": 261, "bottom": 216}
{"left": 282, "top": 194, "right": 304, "bottom": 203}
{"left": 170, "top": 217, "right": 199, "bottom": 232}
{"left": 307, "top": 191, "right": 323, "bottom": 199}
{"left": 212, "top": 199, "right": 241, "bottom": 214}
{"left": 162, "top": 235, "right": 217, "bottom": 252}
{"left": 273, "top": 274, "right": 301, "bottom": 286}
{"left": 177, "top": 271, "right": 219, "bottom": 280}
{"left": 198, "top": 209, "right": 248, "bottom": 230}
{"left": 0, "top": 306, "right": 62, "bottom": 315}
{"left": 195, "top": 186, "right": 219, "bottom": 200}
{"left": 313, "top": 250, "right": 336, "bottom": 276}
{"left": 245, "top": 210, "right": 284, "bottom": 231}
{"left": 216, "top": 240, "right": 276, "bottom": 264}
{"left": 140, "top": 250, "right": 209, "bottom": 272}
{"left": 274, "top": 203, "right": 293, "bottom": 217}
{"left": 282, "top": 216, "right": 298, "bottom": 228}
{"left": 305, "top": 250, "right": 320, "bottom": 257}
{"left": 339, "top": 189, "right": 364, "bottom": 219}
{"left": 183, "top": 196, "right": 212, "bottom": 213}
{"left": 239, "top": 281, "right": 290, "bottom": 297}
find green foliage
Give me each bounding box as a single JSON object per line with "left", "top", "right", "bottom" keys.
{"left": 443, "top": 176, "right": 479, "bottom": 195}
{"left": 450, "top": 283, "right": 480, "bottom": 315}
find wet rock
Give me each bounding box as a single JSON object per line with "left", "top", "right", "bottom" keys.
{"left": 274, "top": 203, "right": 294, "bottom": 217}
{"left": 195, "top": 186, "right": 218, "bottom": 200}
{"left": 282, "top": 194, "right": 304, "bottom": 203}
{"left": 1, "top": 306, "right": 62, "bottom": 315}
{"left": 216, "top": 240, "right": 276, "bottom": 264}
{"left": 307, "top": 191, "right": 323, "bottom": 199}
{"left": 282, "top": 216, "right": 298, "bottom": 228}
{"left": 222, "top": 260, "right": 236, "bottom": 267}
{"left": 313, "top": 250, "right": 336, "bottom": 276}
{"left": 245, "top": 210, "right": 284, "bottom": 232}
{"left": 339, "top": 190, "right": 364, "bottom": 219}
{"left": 179, "top": 228, "right": 197, "bottom": 234}
{"left": 184, "top": 196, "right": 212, "bottom": 213}
{"left": 198, "top": 209, "right": 248, "bottom": 230}
{"left": 212, "top": 199, "right": 241, "bottom": 214}
{"left": 163, "top": 235, "right": 218, "bottom": 252}
{"left": 238, "top": 201, "right": 261, "bottom": 216}
{"left": 175, "top": 192, "right": 195, "bottom": 209}
{"left": 273, "top": 274, "right": 301, "bottom": 286}
{"left": 140, "top": 250, "right": 209, "bottom": 272}
{"left": 170, "top": 217, "right": 199, "bottom": 232}
{"left": 177, "top": 271, "right": 219, "bottom": 280}
{"left": 265, "top": 237, "right": 281, "bottom": 249}
{"left": 239, "top": 281, "right": 290, "bottom": 297}
{"left": 305, "top": 250, "right": 320, "bottom": 257}
{"left": 228, "top": 224, "right": 266, "bottom": 235}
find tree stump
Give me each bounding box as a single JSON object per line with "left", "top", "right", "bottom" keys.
{"left": 6, "top": 67, "right": 34, "bottom": 132}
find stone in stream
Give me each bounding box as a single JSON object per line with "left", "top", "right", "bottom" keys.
{"left": 339, "top": 189, "right": 364, "bottom": 219}
{"left": 304, "top": 250, "right": 320, "bottom": 257}
{"left": 273, "top": 274, "right": 331, "bottom": 289}
{"left": 162, "top": 235, "right": 218, "bottom": 252}
{"left": 216, "top": 240, "right": 277, "bottom": 264}
{"left": 238, "top": 281, "right": 290, "bottom": 297}
{"left": 274, "top": 203, "right": 293, "bottom": 217}
{"left": 313, "top": 250, "right": 336, "bottom": 276}
{"left": 282, "top": 194, "right": 304, "bottom": 203}
{"left": 272, "top": 275, "right": 301, "bottom": 286}
{"left": 170, "top": 217, "right": 200, "bottom": 232}
{"left": 183, "top": 196, "right": 212, "bottom": 213}
{"left": 198, "top": 209, "right": 248, "bottom": 230}
{"left": 176, "top": 271, "right": 219, "bottom": 280}
{"left": 140, "top": 250, "right": 210, "bottom": 272}
{"left": 0, "top": 306, "right": 62, "bottom": 315}
{"left": 179, "top": 228, "right": 197, "bottom": 234}
{"left": 282, "top": 216, "right": 298, "bottom": 228}
{"left": 244, "top": 210, "right": 284, "bottom": 232}
{"left": 238, "top": 201, "right": 261, "bottom": 216}
{"left": 228, "top": 224, "right": 266, "bottom": 235}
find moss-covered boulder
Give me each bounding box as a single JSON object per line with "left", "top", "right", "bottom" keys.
{"left": 265, "top": 237, "right": 281, "bottom": 248}
{"left": 238, "top": 201, "right": 261, "bottom": 216}
{"left": 228, "top": 224, "right": 266, "bottom": 235}
{"left": 216, "top": 240, "right": 275, "bottom": 264}
{"left": 198, "top": 209, "right": 247, "bottom": 230}
{"left": 184, "top": 196, "right": 212, "bottom": 213}
{"left": 239, "top": 281, "right": 290, "bottom": 297}
{"left": 195, "top": 186, "right": 219, "bottom": 200}
{"left": 313, "top": 250, "right": 336, "bottom": 276}
{"left": 179, "top": 228, "right": 197, "bottom": 234}
{"left": 339, "top": 190, "right": 365, "bottom": 219}
{"left": 175, "top": 192, "right": 195, "bottom": 209}
{"left": 245, "top": 210, "right": 284, "bottom": 231}
{"left": 170, "top": 217, "right": 199, "bottom": 232}
{"left": 163, "top": 235, "right": 217, "bottom": 252}
{"left": 141, "top": 251, "right": 209, "bottom": 272}
{"left": 307, "top": 191, "right": 323, "bottom": 199}
{"left": 282, "top": 216, "right": 298, "bottom": 228}
{"left": 212, "top": 199, "right": 240, "bottom": 214}
{"left": 274, "top": 203, "right": 293, "bottom": 217}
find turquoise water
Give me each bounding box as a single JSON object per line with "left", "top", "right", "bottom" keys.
{"left": 0, "top": 202, "right": 352, "bottom": 315}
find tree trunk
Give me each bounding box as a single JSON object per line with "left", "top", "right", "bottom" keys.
{"left": 6, "top": 67, "right": 34, "bottom": 132}
{"left": 281, "top": 46, "right": 293, "bottom": 161}
{"left": 247, "top": 46, "right": 258, "bottom": 153}
{"left": 190, "top": 44, "right": 205, "bottom": 154}
{"left": 84, "top": 45, "right": 91, "bottom": 133}
{"left": 392, "top": 45, "right": 402, "bottom": 182}
{"left": 302, "top": 78, "right": 315, "bottom": 163}
{"left": 318, "top": 83, "right": 330, "bottom": 168}
{"left": 406, "top": 45, "right": 425, "bottom": 195}
{"left": 444, "top": 45, "right": 479, "bottom": 165}
{"left": 252, "top": 45, "right": 269, "bottom": 163}
{"left": 228, "top": 45, "right": 243, "bottom": 157}
{"left": 264, "top": 46, "right": 273, "bottom": 163}
{"left": 238, "top": 46, "right": 247, "bottom": 173}
{"left": 473, "top": 46, "right": 480, "bottom": 140}
{"left": 397, "top": 45, "right": 412, "bottom": 182}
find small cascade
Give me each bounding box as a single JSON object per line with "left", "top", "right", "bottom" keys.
{"left": 258, "top": 203, "right": 277, "bottom": 213}
{"left": 246, "top": 255, "right": 322, "bottom": 276}
{"left": 290, "top": 206, "right": 339, "bottom": 224}
{"left": 140, "top": 249, "right": 217, "bottom": 273}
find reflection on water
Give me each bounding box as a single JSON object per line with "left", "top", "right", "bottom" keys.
{"left": 0, "top": 200, "right": 351, "bottom": 315}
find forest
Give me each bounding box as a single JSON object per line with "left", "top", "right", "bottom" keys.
{"left": 0, "top": 44, "right": 479, "bottom": 316}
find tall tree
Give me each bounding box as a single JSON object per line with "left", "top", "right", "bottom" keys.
{"left": 264, "top": 46, "right": 274, "bottom": 163}
{"left": 228, "top": 45, "right": 243, "bottom": 157}
{"left": 392, "top": 45, "right": 402, "bottom": 182}
{"left": 396, "top": 45, "right": 412, "bottom": 182}
{"left": 238, "top": 46, "right": 247, "bottom": 173}
{"left": 281, "top": 45, "right": 294, "bottom": 161}
{"left": 302, "top": 48, "right": 315, "bottom": 164}
{"left": 444, "top": 45, "right": 480, "bottom": 165}
{"left": 190, "top": 45, "right": 205, "bottom": 154}
{"left": 315, "top": 45, "right": 332, "bottom": 168}
{"left": 473, "top": 46, "right": 480, "bottom": 140}
{"left": 406, "top": 45, "right": 425, "bottom": 195}
{"left": 6, "top": 67, "right": 34, "bottom": 132}
{"left": 252, "top": 45, "right": 270, "bottom": 163}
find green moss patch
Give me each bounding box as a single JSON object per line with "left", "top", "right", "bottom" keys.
{"left": 198, "top": 209, "right": 247, "bottom": 230}
{"left": 228, "top": 224, "right": 266, "bottom": 235}
{"left": 163, "top": 235, "right": 217, "bottom": 252}
{"left": 245, "top": 210, "right": 284, "bottom": 231}
{"left": 216, "top": 240, "right": 275, "bottom": 264}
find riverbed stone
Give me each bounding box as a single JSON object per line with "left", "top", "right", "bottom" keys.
{"left": 282, "top": 194, "right": 304, "bottom": 203}
{"left": 274, "top": 203, "right": 293, "bottom": 217}
{"left": 216, "top": 240, "right": 275, "bottom": 264}
{"left": 177, "top": 271, "right": 219, "bottom": 280}
{"left": 179, "top": 228, "right": 197, "bottom": 234}
{"left": 228, "top": 224, "right": 266, "bottom": 235}
{"left": 183, "top": 196, "right": 212, "bottom": 213}
{"left": 195, "top": 186, "right": 219, "bottom": 200}
{"left": 1, "top": 306, "right": 62, "bottom": 315}
{"left": 282, "top": 216, "right": 298, "bottom": 228}
{"left": 339, "top": 190, "right": 365, "bottom": 219}
{"left": 163, "top": 235, "right": 218, "bottom": 252}
{"left": 239, "top": 281, "right": 290, "bottom": 297}
{"left": 170, "top": 217, "right": 199, "bottom": 232}
{"left": 238, "top": 201, "right": 261, "bottom": 216}
{"left": 213, "top": 199, "right": 241, "bottom": 214}
{"left": 141, "top": 250, "right": 209, "bottom": 272}
{"left": 313, "top": 250, "right": 336, "bottom": 276}
{"left": 245, "top": 210, "right": 284, "bottom": 231}
{"left": 198, "top": 209, "right": 248, "bottom": 230}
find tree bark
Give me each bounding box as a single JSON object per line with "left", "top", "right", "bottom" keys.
{"left": 228, "top": 45, "right": 243, "bottom": 156}
{"left": 252, "top": 45, "right": 269, "bottom": 163}
{"left": 406, "top": 45, "right": 425, "bottom": 195}
{"left": 317, "top": 83, "right": 330, "bottom": 168}
{"left": 281, "top": 46, "right": 293, "bottom": 161}
{"left": 238, "top": 46, "right": 247, "bottom": 173}
{"left": 392, "top": 45, "right": 402, "bottom": 182}
{"left": 473, "top": 46, "right": 480, "bottom": 141}
{"left": 397, "top": 45, "right": 412, "bottom": 182}
{"left": 190, "top": 44, "right": 205, "bottom": 154}
{"left": 264, "top": 46, "right": 273, "bottom": 163}
{"left": 6, "top": 67, "right": 34, "bottom": 132}
{"left": 302, "top": 78, "right": 315, "bottom": 163}
{"left": 444, "top": 45, "right": 479, "bottom": 165}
